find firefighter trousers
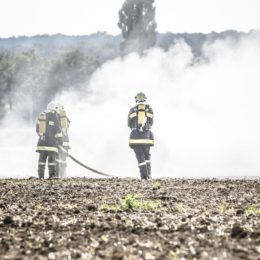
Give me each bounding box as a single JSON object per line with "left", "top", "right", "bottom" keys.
{"left": 38, "top": 151, "right": 57, "bottom": 179}
{"left": 133, "top": 146, "right": 151, "bottom": 179}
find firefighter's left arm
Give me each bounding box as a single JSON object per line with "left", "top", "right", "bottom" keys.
{"left": 36, "top": 116, "right": 41, "bottom": 135}
{"left": 128, "top": 108, "right": 134, "bottom": 129}
{"left": 36, "top": 121, "right": 39, "bottom": 134}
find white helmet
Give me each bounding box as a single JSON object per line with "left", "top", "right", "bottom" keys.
{"left": 47, "top": 101, "right": 59, "bottom": 112}
{"left": 58, "top": 103, "right": 64, "bottom": 110}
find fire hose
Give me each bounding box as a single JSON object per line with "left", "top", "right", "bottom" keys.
{"left": 58, "top": 145, "right": 116, "bottom": 178}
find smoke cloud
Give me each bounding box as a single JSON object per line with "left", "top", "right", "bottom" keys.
{"left": 1, "top": 35, "right": 260, "bottom": 178}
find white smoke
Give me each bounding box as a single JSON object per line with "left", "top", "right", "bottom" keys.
{"left": 1, "top": 35, "right": 260, "bottom": 178}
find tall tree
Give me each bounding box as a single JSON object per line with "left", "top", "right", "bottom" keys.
{"left": 118, "top": 0, "right": 157, "bottom": 55}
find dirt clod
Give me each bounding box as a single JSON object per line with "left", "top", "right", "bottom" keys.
{"left": 3, "top": 215, "right": 14, "bottom": 225}
{"left": 231, "top": 224, "right": 248, "bottom": 239}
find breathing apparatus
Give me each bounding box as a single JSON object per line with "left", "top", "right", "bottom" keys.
{"left": 38, "top": 113, "right": 47, "bottom": 136}
{"left": 59, "top": 106, "right": 68, "bottom": 130}
{"left": 135, "top": 92, "right": 148, "bottom": 130}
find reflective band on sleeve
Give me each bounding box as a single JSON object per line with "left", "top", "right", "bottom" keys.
{"left": 129, "top": 112, "right": 137, "bottom": 119}
{"left": 49, "top": 121, "right": 54, "bottom": 126}
{"left": 145, "top": 160, "right": 151, "bottom": 164}
{"left": 62, "top": 142, "right": 70, "bottom": 146}
{"left": 147, "top": 113, "right": 153, "bottom": 118}
{"left": 36, "top": 146, "right": 58, "bottom": 153}
{"left": 129, "top": 139, "right": 154, "bottom": 145}
{"left": 138, "top": 162, "right": 146, "bottom": 166}
{"left": 55, "top": 132, "right": 63, "bottom": 138}
{"left": 48, "top": 163, "right": 56, "bottom": 166}
{"left": 39, "top": 162, "right": 46, "bottom": 165}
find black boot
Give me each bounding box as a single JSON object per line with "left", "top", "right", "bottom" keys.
{"left": 139, "top": 164, "right": 148, "bottom": 180}
{"left": 146, "top": 161, "right": 151, "bottom": 179}
{"left": 38, "top": 165, "right": 45, "bottom": 179}
{"left": 48, "top": 163, "right": 57, "bottom": 178}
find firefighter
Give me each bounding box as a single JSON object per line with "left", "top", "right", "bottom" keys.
{"left": 36, "top": 102, "right": 63, "bottom": 179}
{"left": 57, "top": 104, "right": 71, "bottom": 178}
{"left": 128, "top": 92, "right": 154, "bottom": 180}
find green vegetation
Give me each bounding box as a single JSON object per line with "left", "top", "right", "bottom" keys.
{"left": 100, "top": 235, "right": 109, "bottom": 243}
{"left": 216, "top": 203, "right": 260, "bottom": 215}
{"left": 168, "top": 250, "right": 180, "bottom": 260}
{"left": 175, "top": 203, "right": 187, "bottom": 213}
{"left": 100, "top": 204, "right": 120, "bottom": 212}
{"left": 101, "top": 193, "right": 160, "bottom": 212}
{"left": 152, "top": 181, "right": 161, "bottom": 190}
{"left": 245, "top": 204, "right": 260, "bottom": 215}
{"left": 120, "top": 194, "right": 160, "bottom": 211}
{"left": 218, "top": 203, "right": 234, "bottom": 214}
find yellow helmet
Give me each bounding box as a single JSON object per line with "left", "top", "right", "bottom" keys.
{"left": 135, "top": 92, "right": 147, "bottom": 103}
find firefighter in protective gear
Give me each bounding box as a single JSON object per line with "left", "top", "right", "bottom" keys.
{"left": 128, "top": 92, "right": 154, "bottom": 179}
{"left": 57, "top": 105, "right": 71, "bottom": 178}
{"left": 36, "top": 102, "right": 63, "bottom": 179}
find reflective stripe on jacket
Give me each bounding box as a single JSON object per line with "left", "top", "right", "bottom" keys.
{"left": 36, "top": 146, "right": 58, "bottom": 153}
{"left": 129, "top": 129, "right": 154, "bottom": 148}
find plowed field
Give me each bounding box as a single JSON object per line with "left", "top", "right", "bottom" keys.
{"left": 0, "top": 178, "right": 259, "bottom": 259}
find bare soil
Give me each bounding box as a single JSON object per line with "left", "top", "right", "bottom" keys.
{"left": 0, "top": 178, "right": 259, "bottom": 260}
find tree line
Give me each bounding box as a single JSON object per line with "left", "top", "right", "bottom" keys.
{"left": 0, "top": 0, "right": 257, "bottom": 123}
{"left": 0, "top": 49, "right": 100, "bottom": 123}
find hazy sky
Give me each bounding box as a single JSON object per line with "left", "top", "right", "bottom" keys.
{"left": 0, "top": 0, "right": 260, "bottom": 37}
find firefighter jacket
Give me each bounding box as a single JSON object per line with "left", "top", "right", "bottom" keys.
{"left": 128, "top": 104, "right": 154, "bottom": 148}
{"left": 36, "top": 111, "right": 63, "bottom": 153}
